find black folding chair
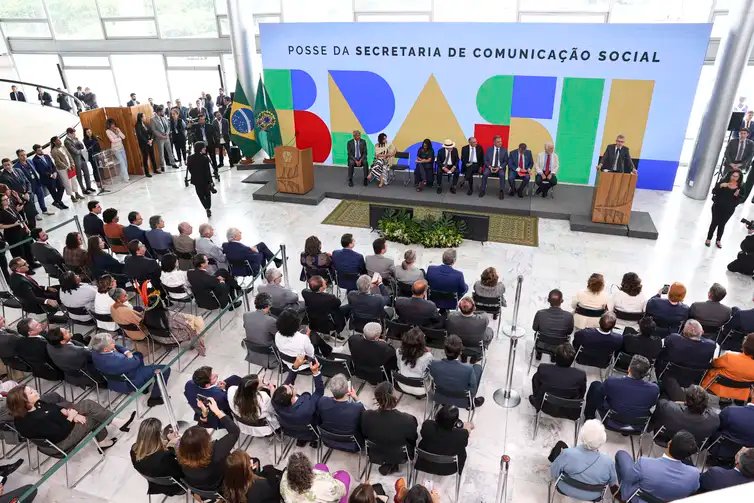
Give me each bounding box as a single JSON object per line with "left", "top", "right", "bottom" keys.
{"left": 614, "top": 308, "right": 644, "bottom": 326}
{"left": 472, "top": 292, "right": 504, "bottom": 335}
{"left": 389, "top": 151, "right": 411, "bottom": 186}
{"left": 362, "top": 440, "right": 411, "bottom": 481}
{"left": 527, "top": 332, "right": 570, "bottom": 373}
{"left": 395, "top": 281, "right": 414, "bottom": 298}
{"left": 240, "top": 339, "right": 278, "bottom": 380}
{"left": 317, "top": 352, "right": 354, "bottom": 382}
{"left": 429, "top": 378, "right": 477, "bottom": 421}
{"left": 317, "top": 426, "right": 363, "bottom": 474}
{"left": 180, "top": 479, "right": 226, "bottom": 502}
{"left": 703, "top": 374, "right": 754, "bottom": 402}
{"left": 548, "top": 472, "right": 608, "bottom": 503}
{"left": 657, "top": 362, "right": 707, "bottom": 388}
{"left": 352, "top": 361, "right": 390, "bottom": 393}
{"left": 428, "top": 289, "right": 458, "bottom": 309}
{"left": 574, "top": 304, "right": 607, "bottom": 320}
{"left": 410, "top": 448, "right": 462, "bottom": 502}
{"left": 717, "top": 329, "right": 746, "bottom": 352}
{"left": 28, "top": 435, "right": 105, "bottom": 488}
{"left": 421, "top": 326, "right": 448, "bottom": 350}
{"left": 162, "top": 284, "right": 195, "bottom": 315}
{"left": 392, "top": 370, "right": 429, "bottom": 408}
{"left": 626, "top": 488, "right": 665, "bottom": 503}
{"left": 334, "top": 270, "right": 361, "bottom": 297}
{"left": 574, "top": 345, "right": 616, "bottom": 379}
{"left": 533, "top": 391, "right": 585, "bottom": 445}
{"left": 273, "top": 420, "right": 319, "bottom": 464}
{"left": 271, "top": 346, "right": 313, "bottom": 389}
{"left": 63, "top": 305, "right": 97, "bottom": 337}
{"left": 601, "top": 410, "right": 651, "bottom": 460}
{"left": 386, "top": 319, "right": 412, "bottom": 343}
{"left": 138, "top": 475, "right": 187, "bottom": 502}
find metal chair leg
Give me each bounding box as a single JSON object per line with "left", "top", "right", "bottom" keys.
{"left": 532, "top": 411, "right": 541, "bottom": 440}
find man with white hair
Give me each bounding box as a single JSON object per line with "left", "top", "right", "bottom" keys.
{"left": 317, "top": 373, "right": 364, "bottom": 448}
{"left": 347, "top": 274, "right": 392, "bottom": 331}
{"left": 425, "top": 249, "right": 467, "bottom": 311}
{"left": 654, "top": 318, "right": 718, "bottom": 379}
{"left": 195, "top": 223, "right": 228, "bottom": 274}
{"left": 257, "top": 267, "right": 303, "bottom": 313}
{"left": 221, "top": 227, "right": 280, "bottom": 277}
{"left": 172, "top": 222, "right": 196, "bottom": 271}
{"left": 445, "top": 296, "right": 494, "bottom": 363}
{"left": 348, "top": 321, "right": 397, "bottom": 384}
{"left": 535, "top": 143, "right": 559, "bottom": 198}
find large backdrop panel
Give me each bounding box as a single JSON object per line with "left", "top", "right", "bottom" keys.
{"left": 259, "top": 22, "right": 711, "bottom": 190}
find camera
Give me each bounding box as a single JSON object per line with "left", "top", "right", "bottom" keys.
{"left": 742, "top": 218, "right": 754, "bottom": 231}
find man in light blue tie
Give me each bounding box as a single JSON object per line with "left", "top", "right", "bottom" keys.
{"left": 480, "top": 135, "right": 509, "bottom": 199}
{"left": 347, "top": 130, "right": 368, "bottom": 187}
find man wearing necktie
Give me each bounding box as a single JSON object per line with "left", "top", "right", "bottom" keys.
{"left": 0, "top": 157, "right": 38, "bottom": 224}
{"left": 598, "top": 134, "right": 635, "bottom": 174}
{"left": 31, "top": 143, "right": 67, "bottom": 210}
{"left": 346, "top": 130, "right": 368, "bottom": 187}
{"left": 14, "top": 148, "right": 55, "bottom": 217}
{"left": 535, "top": 143, "right": 559, "bottom": 198}
{"left": 9, "top": 85, "right": 26, "bottom": 102}
{"left": 481, "top": 135, "right": 509, "bottom": 199}
{"left": 508, "top": 143, "right": 533, "bottom": 198}
{"left": 460, "top": 137, "right": 484, "bottom": 196}
{"left": 435, "top": 139, "right": 460, "bottom": 194}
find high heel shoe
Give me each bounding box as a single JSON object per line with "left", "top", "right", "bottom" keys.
{"left": 716, "top": 241, "right": 722, "bottom": 248}
{"left": 705, "top": 240, "right": 710, "bottom": 247}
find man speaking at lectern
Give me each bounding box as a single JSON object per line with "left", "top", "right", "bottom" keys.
{"left": 598, "top": 134, "right": 636, "bottom": 173}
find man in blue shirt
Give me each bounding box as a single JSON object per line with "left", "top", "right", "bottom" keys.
{"left": 183, "top": 365, "right": 242, "bottom": 429}
{"left": 272, "top": 358, "right": 324, "bottom": 447}
{"left": 317, "top": 373, "right": 364, "bottom": 450}
{"left": 145, "top": 214, "right": 174, "bottom": 253}
{"left": 425, "top": 248, "right": 467, "bottom": 311}
{"left": 429, "top": 335, "right": 484, "bottom": 408}
{"left": 331, "top": 233, "right": 366, "bottom": 292}
{"left": 83, "top": 200, "right": 106, "bottom": 241}
{"left": 584, "top": 354, "right": 658, "bottom": 423}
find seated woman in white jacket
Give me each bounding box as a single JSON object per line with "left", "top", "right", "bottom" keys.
{"left": 608, "top": 272, "right": 647, "bottom": 330}
{"left": 571, "top": 273, "right": 609, "bottom": 330}
{"left": 226, "top": 374, "right": 278, "bottom": 437}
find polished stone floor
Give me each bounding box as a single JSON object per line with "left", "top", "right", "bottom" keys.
{"left": 2, "top": 164, "right": 753, "bottom": 502}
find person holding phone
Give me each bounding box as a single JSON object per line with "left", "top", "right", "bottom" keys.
{"left": 183, "top": 366, "right": 243, "bottom": 429}
{"left": 271, "top": 359, "right": 324, "bottom": 448}
{"left": 317, "top": 373, "right": 364, "bottom": 450}
{"left": 706, "top": 170, "right": 743, "bottom": 248}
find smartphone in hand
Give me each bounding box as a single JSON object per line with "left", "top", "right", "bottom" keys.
{"left": 661, "top": 284, "right": 670, "bottom": 295}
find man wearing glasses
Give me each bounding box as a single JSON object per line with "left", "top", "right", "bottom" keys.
{"left": 597, "top": 134, "right": 636, "bottom": 173}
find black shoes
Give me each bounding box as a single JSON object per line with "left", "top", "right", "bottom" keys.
{"left": 517, "top": 191, "right": 524, "bottom": 198}
{"left": 119, "top": 411, "right": 137, "bottom": 432}
{"left": 467, "top": 189, "right": 473, "bottom": 196}
{"left": 450, "top": 186, "right": 456, "bottom": 194}
{"left": 206, "top": 209, "right": 212, "bottom": 217}
{"left": 0, "top": 459, "right": 23, "bottom": 478}
{"left": 363, "top": 178, "right": 368, "bottom": 186}
{"left": 348, "top": 179, "right": 354, "bottom": 187}
{"left": 498, "top": 192, "right": 504, "bottom": 200}
{"left": 145, "top": 173, "right": 152, "bottom": 178}
{"left": 171, "top": 164, "right": 179, "bottom": 169}
{"left": 147, "top": 397, "right": 164, "bottom": 407}
{"left": 274, "top": 258, "right": 284, "bottom": 268}
{"left": 378, "top": 464, "right": 399, "bottom": 476}
{"left": 473, "top": 397, "right": 485, "bottom": 407}
{"left": 478, "top": 191, "right": 485, "bottom": 198}
{"left": 508, "top": 189, "right": 515, "bottom": 196}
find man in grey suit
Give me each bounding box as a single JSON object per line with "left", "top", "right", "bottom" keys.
{"left": 45, "top": 326, "right": 106, "bottom": 388}
{"left": 365, "top": 237, "right": 395, "bottom": 280}
{"left": 347, "top": 130, "right": 369, "bottom": 187}
{"left": 598, "top": 134, "right": 636, "bottom": 173}
{"left": 428, "top": 334, "right": 485, "bottom": 407}
{"left": 689, "top": 283, "right": 731, "bottom": 330}
{"left": 151, "top": 105, "right": 178, "bottom": 170}
{"left": 242, "top": 293, "right": 278, "bottom": 368}
{"left": 258, "top": 267, "right": 304, "bottom": 314}
{"left": 445, "top": 297, "right": 493, "bottom": 363}
{"left": 30, "top": 228, "right": 65, "bottom": 279}
{"left": 394, "top": 280, "right": 444, "bottom": 328}
{"left": 195, "top": 223, "right": 228, "bottom": 274}
{"left": 63, "top": 127, "right": 94, "bottom": 193}
{"left": 725, "top": 129, "right": 754, "bottom": 175}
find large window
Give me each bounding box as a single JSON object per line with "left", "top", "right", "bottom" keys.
{"left": 167, "top": 69, "right": 221, "bottom": 108}
{"left": 45, "top": 0, "right": 103, "bottom": 40}
{"left": 111, "top": 54, "right": 169, "bottom": 104}
{"left": 64, "top": 68, "right": 119, "bottom": 107}
{"left": 1, "top": 22, "right": 51, "bottom": 38}
{"left": 154, "top": 0, "right": 217, "bottom": 38}
{"left": 12, "top": 54, "right": 62, "bottom": 90}
{"left": 103, "top": 19, "right": 158, "bottom": 38}
{"left": 0, "top": 0, "right": 46, "bottom": 18}
{"left": 282, "top": 0, "right": 353, "bottom": 22}
{"left": 96, "top": 0, "right": 154, "bottom": 17}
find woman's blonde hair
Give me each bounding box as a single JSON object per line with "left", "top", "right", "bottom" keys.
{"left": 131, "top": 418, "right": 165, "bottom": 462}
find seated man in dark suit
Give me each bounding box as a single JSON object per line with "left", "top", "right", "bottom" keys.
{"left": 8, "top": 257, "right": 62, "bottom": 318}
{"left": 123, "top": 240, "right": 162, "bottom": 290}
{"left": 183, "top": 366, "right": 242, "bottom": 429}
{"left": 316, "top": 373, "right": 364, "bottom": 449}
{"left": 45, "top": 326, "right": 106, "bottom": 388}
{"left": 348, "top": 322, "right": 398, "bottom": 384}
{"left": 532, "top": 289, "right": 574, "bottom": 360}
{"left": 445, "top": 296, "right": 493, "bottom": 362}
{"left": 122, "top": 211, "right": 149, "bottom": 247}
{"left": 529, "top": 342, "right": 586, "bottom": 417}
{"left": 394, "top": 279, "right": 444, "bottom": 328}
{"left": 572, "top": 312, "right": 623, "bottom": 367}
{"left": 507, "top": 143, "right": 533, "bottom": 197}
{"left": 425, "top": 249, "right": 467, "bottom": 311}
{"left": 15, "top": 318, "right": 63, "bottom": 382}
{"left": 221, "top": 227, "right": 278, "bottom": 277}
{"left": 186, "top": 253, "right": 241, "bottom": 310}
{"left": 0, "top": 316, "right": 22, "bottom": 363}
{"left": 144, "top": 215, "right": 174, "bottom": 254}
{"left": 689, "top": 283, "right": 732, "bottom": 331}
{"left": 302, "top": 275, "right": 349, "bottom": 334}
{"left": 650, "top": 383, "right": 720, "bottom": 447}
{"left": 83, "top": 200, "right": 106, "bottom": 241}
{"left": 621, "top": 316, "right": 663, "bottom": 362}
{"left": 719, "top": 305, "right": 754, "bottom": 351}
{"left": 428, "top": 335, "right": 484, "bottom": 407}
{"left": 272, "top": 358, "right": 324, "bottom": 447}
{"left": 708, "top": 402, "right": 754, "bottom": 465}
{"left": 29, "top": 228, "right": 65, "bottom": 280}
{"left": 584, "top": 355, "right": 659, "bottom": 422}
{"left": 331, "top": 233, "right": 366, "bottom": 292}
{"left": 700, "top": 447, "right": 754, "bottom": 492}
{"left": 654, "top": 319, "right": 717, "bottom": 378}
{"left": 346, "top": 274, "right": 392, "bottom": 331}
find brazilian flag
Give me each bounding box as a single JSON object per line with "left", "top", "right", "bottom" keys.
{"left": 230, "top": 79, "right": 261, "bottom": 158}
{"left": 253, "top": 77, "right": 282, "bottom": 157}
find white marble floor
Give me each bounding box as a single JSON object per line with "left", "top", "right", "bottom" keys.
{"left": 2, "top": 165, "right": 753, "bottom": 502}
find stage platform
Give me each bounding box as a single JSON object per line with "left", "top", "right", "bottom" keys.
{"left": 242, "top": 164, "right": 658, "bottom": 240}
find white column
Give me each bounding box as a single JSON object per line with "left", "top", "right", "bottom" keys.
{"left": 226, "top": 0, "right": 257, "bottom": 102}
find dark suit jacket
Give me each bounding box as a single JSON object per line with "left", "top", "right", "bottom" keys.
{"left": 302, "top": 289, "right": 345, "bottom": 332}
{"left": 184, "top": 380, "right": 232, "bottom": 429}
{"left": 699, "top": 466, "right": 752, "bottom": 492}
{"left": 316, "top": 397, "right": 365, "bottom": 449}
{"left": 273, "top": 374, "right": 324, "bottom": 440}
{"left": 135, "top": 123, "right": 153, "bottom": 149}
{"left": 600, "top": 144, "right": 635, "bottom": 172}
{"left": 222, "top": 241, "right": 264, "bottom": 276}
{"left": 415, "top": 420, "right": 469, "bottom": 474}
{"left": 123, "top": 255, "right": 161, "bottom": 285}
{"left": 9, "top": 272, "right": 52, "bottom": 313}
{"left": 31, "top": 154, "right": 57, "bottom": 182}
{"left": 484, "top": 145, "right": 508, "bottom": 169}
{"left": 360, "top": 408, "right": 418, "bottom": 459}
{"left": 621, "top": 333, "right": 663, "bottom": 362}
{"left": 331, "top": 248, "right": 366, "bottom": 291}
{"left": 83, "top": 213, "right": 106, "bottom": 240}
{"left": 38, "top": 91, "right": 52, "bottom": 105}
{"left": 425, "top": 264, "right": 467, "bottom": 309}
{"left": 461, "top": 144, "right": 484, "bottom": 167}
{"left": 530, "top": 364, "right": 586, "bottom": 418}
{"left": 187, "top": 153, "right": 213, "bottom": 189}
{"left": 654, "top": 334, "right": 716, "bottom": 376}
{"left": 429, "top": 358, "right": 479, "bottom": 395}
{"left": 508, "top": 149, "right": 534, "bottom": 173}
{"left": 10, "top": 91, "right": 26, "bottom": 102}
{"left": 435, "top": 147, "right": 460, "bottom": 172}
{"left": 718, "top": 404, "right": 754, "bottom": 449}
{"left": 602, "top": 376, "right": 659, "bottom": 420}
{"left": 187, "top": 268, "right": 231, "bottom": 308}
{"left": 30, "top": 241, "right": 64, "bottom": 275}
{"left": 724, "top": 138, "right": 754, "bottom": 169}
{"left": 394, "top": 296, "right": 444, "bottom": 328}
{"left": 130, "top": 449, "right": 185, "bottom": 496}
{"left": 16, "top": 336, "right": 63, "bottom": 380}
{"left": 347, "top": 286, "right": 390, "bottom": 325}
{"left": 572, "top": 328, "right": 623, "bottom": 367}
{"left": 91, "top": 345, "right": 156, "bottom": 393}
{"left": 0, "top": 329, "right": 22, "bottom": 359}
{"left": 650, "top": 399, "right": 719, "bottom": 445}
{"left": 46, "top": 341, "right": 105, "bottom": 386}
{"left": 348, "top": 334, "right": 397, "bottom": 383}
{"left": 123, "top": 224, "right": 148, "bottom": 245}
{"left": 0, "top": 167, "right": 30, "bottom": 194}
{"left": 346, "top": 138, "right": 368, "bottom": 166}
{"left": 445, "top": 312, "right": 489, "bottom": 351}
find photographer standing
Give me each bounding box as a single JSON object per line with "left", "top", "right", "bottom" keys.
{"left": 706, "top": 170, "right": 743, "bottom": 248}
{"left": 187, "top": 141, "right": 215, "bottom": 218}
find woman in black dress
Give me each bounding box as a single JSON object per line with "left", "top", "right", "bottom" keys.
{"left": 130, "top": 417, "right": 185, "bottom": 497}
{"left": 0, "top": 191, "right": 33, "bottom": 262}
{"left": 135, "top": 112, "right": 158, "bottom": 177}
{"left": 706, "top": 170, "right": 743, "bottom": 248}
{"left": 83, "top": 128, "right": 103, "bottom": 190}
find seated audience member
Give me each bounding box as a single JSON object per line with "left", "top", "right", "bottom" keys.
{"left": 700, "top": 447, "right": 754, "bottom": 492}
{"left": 348, "top": 483, "right": 389, "bottom": 503}
{"left": 242, "top": 293, "right": 278, "bottom": 368}
{"left": 415, "top": 405, "right": 472, "bottom": 474}
{"left": 93, "top": 275, "right": 122, "bottom": 331}
{"left": 159, "top": 253, "right": 190, "bottom": 299}
{"left": 331, "top": 233, "right": 366, "bottom": 292}
{"left": 226, "top": 374, "right": 278, "bottom": 434}
{"left": 258, "top": 267, "right": 303, "bottom": 313}
{"left": 317, "top": 373, "right": 364, "bottom": 447}
{"left": 572, "top": 312, "right": 623, "bottom": 366}
{"left": 655, "top": 319, "right": 717, "bottom": 378}
{"left": 8, "top": 257, "right": 61, "bottom": 317}
{"left": 90, "top": 332, "right": 171, "bottom": 406}
{"left": 195, "top": 223, "right": 228, "bottom": 273}
{"left": 124, "top": 240, "right": 162, "bottom": 290}
{"left": 365, "top": 238, "right": 395, "bottom": 280}
{"left": 534, "top": 143, "right": 558, "bottom": 197}
{"left": 719, "top": 305, "right": 754, "bottom": 349}
{"left": 109, "top": 287, "right": 148, "bottom": 348}
{"left": 584, "top": 355, "right": 659, "bottom": 421}
{"left": 347, "top": 274, "right": 392, "bottom": 328}
{"left": 393, "top": 483, "right": 440, "bottom": 503}
{"left": 302, "top": 275, "right": 349, "bottom": 333}
{"left": 571, "top": 273, "right": 608, "bottom": 330}
{"left": 645, "top": 282, "right": 690, "bottom": 336}
{"left": 82, "top": 201, "right": 106, "bottom": 241}
{"left": 102, "top": 208, "right": 128, "bottom": 254}
{"left": 272, "top": 359, "right": 324, "bottom": 446}
{"left": 394, "top": 249, "right": 424, "bottom": 284}
{"left": 130, "top": 418, "right": 185, "bottom": 497}
{"left": 300, "top": 235, "right": 334, "bottom": 281}
{"left": 45, "top": 326, "right": 106, "bottom": 388}
{"left": 0, "top": 315, "right": 21, "bottom": 360}
{"left": 532, "top": 289, "right": 575, "bottom": 359}
{"left": 184, "top": 366, "right": 242, "bottom": 429}
{"left": 222, "top": 227, "right": 278, "bottom": 276}
{"left": 701, "top": 333, "right": 754, "bottom": 401}
{"left": 472, "top": 266, "right": 506, "bottom": 305}
{"left": 275, "top": 309, "right": 333, "bottom": 373}
{"left": 15, "top": 319, "right": 65, "bottom": 378}
{"left": 394, "top": 280, "right": 444, "bottom": 328}
{"left": 621, "top": 316, "right": 663, "bottom": 363}
{"left": 87, "top": 235, "right": 124, "bottom": 279}
{"left": 608, "top": 272, "right": 647, "bottom": 330}
{"left": 429, "top": 335, "right": 485, "bottom": 407}
{"left": 143, "top": 296, "right": 205, "bottom": 355}
{"left": 529, "top": 342, "right": 586, "bottom": 416}
{"left": 360, "top": 382, "right": 418, "bottom": 475}
{"left": 176, "top": 398, "right": 240, "bottom": 491}
{"left": 145, "top": 215, "right": 173, "bottom": 254}
{"left": 63, "top": 231, "right": 89, "bottom": 274}
{"left": 187, "top": 253, "right": 240, "bottom": 310}
{"left": 549, "top": 419, "right": 617, "bottom": 501}
{"left": 615, "top": 430, "right": 700, "bottom": 502}
{"left": 222, "top": 450, "right": 281, "bottom": 503}
{"left": 172, "top": 222, "right": 196, "bottom": 271}
{"left": 425, "top": 249, "right": 467, "bottom": 310}
{"left": 651, "top": 383, "right": 720, "bottom": 446}
{"left": 7, "top": 384, "right": 124, "bottom": 452}
{"left": 349, "top": 322, "right": 398, "bottom": 384}
{"left": 689, "top": 283, "right": 732, "bottom": 331}
{"left": 123, "top": 211, "right": 148, "bottom": 245}
{"left": 396, "top": 328, "right": 434, "bottom": 396}
{"left": 280, "top": 452, "right": 349, "bottom": 503}
{"left": 29, "top": 227, "right": 64, "bottom": 278}
{"left": 445, "top": 297, "right": 493, "bottom": 362}
{"left": 708, "top": 401, "right": 754, "bottom": 464}
{"left": 58, "top": 271, "right": 96, "bottom": 322}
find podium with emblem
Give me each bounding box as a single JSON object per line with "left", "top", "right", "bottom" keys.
{"left": 274, "top": 146, "right": 314, "bottom": 194}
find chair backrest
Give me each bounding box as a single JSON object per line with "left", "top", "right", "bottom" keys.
{"left": 556, "top": 472, "right": 608, "bottom": 498}
{"left": 614, "top": 308, "right": 644, "bottom": 322}
{"left": 660, "top": 362, "right": 708, "bottom": 387}
{"left": 429, "top": 289, "right": 458, "bottom": 304}
{"left": 602, "top": 410, "right": 650, "bottom": 434}
{"left": 542, "top": 392, "right": 584, "bottom": 411}
{"left": 386, "top": 319, "right": 412, "bottom": 341}
{"left": 180, "top": 479, "right": 223, "bottom": 501}
{"left": 65, "top": 305, "right": 92, "bottom": 318}
{"left": 574, "top": 304, "right": 606, "bottom": 318}
{"left": 318, "top": 353, "right": 353, "bottom": 379}
{"left": 711, "top": 374, "right": 754, "bottom": 389}
{"left": 174, "top": 250, "right": 194, "bottom": 260}
{"left": 142, "top": 474, "right": 184, "bottom": 490}
{"left": 627, "top": 488, "right": 665, "bottom": 503}
{"left": 391, "top": 370, "right": 426, "bottom": 393}
{"left": 241, "top": 339, "right": 272, "bottom": 356}
{"left": 472, "top": 292, "right": 501, "bottom": 314}
{"left": 413, "top": 447, "right": 459, "bottom": 476}
{"left": 574, "top": 345, "right": 614, "bottom": 369}
{"left": 318, "top": 426, "right": 360, "bottom": 452}
{"left": 163, "top": 283, "right": 191, "bottom": 295}
{"left": 335, "top": 270, "right": 360, "bottom": 287}
{"left": 534, "top": 332, "right": 570, "bottom": 349}
{"left": 280, "top": 421, "right": 317, "bottom": 441}
{"left": 229, "top": 258, "right": 253, "bottom": 277}
{"left": 396, "top": 281, "right": 414, "bottom": 298}
{"left": 1, "top": 355, "right": 32, "bottom": 372}
{"left": 421, "top": 326, "right": 448, "bottom": 348}
{"left": 365, "top": 439, "right": 409, "bottom": 465}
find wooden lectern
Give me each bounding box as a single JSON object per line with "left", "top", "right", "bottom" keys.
{"left": 274, "top": 146, "right": 314, "bottom": 194}
{"left": 591, "top": 171, "right": 637, "bottom": 225}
